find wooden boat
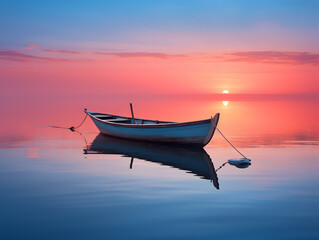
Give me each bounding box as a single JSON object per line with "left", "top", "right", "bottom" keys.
{"left": 84, "top": 134, "right": 219, "bottom": 189}
{"left": 84, "top": 107, "right": 220, "bottom": 147}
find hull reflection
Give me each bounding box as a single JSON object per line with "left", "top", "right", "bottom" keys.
{"left": 85, "top": 134, "right": 219, "bottom": 189}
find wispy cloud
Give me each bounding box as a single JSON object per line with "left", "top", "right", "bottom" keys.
{"left": 223, "top": 51, "right": 319, "bottom": 65}
{"left": 38, "top": 48, "right": 187, "bottom": 59}
{"left": 2, "top": 47, "right": 319, "bottom": 65}
{"left": 0, "top": 50, "right": 68, "bottom": 62}
{"left": 0, "top": 49, "right": 187, "bottom": 63}
{"left": 41, "top": 49, "right": 85, "bottom": 54}
{"left": 92, "top": 51, "right": 188, "bottom": 59}
{"left": 25, "top": 44, "right": 39, "bottom": 50}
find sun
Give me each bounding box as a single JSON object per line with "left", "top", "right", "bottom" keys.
{"left": 223, "top": 90, "right": 229, "bottom": 94}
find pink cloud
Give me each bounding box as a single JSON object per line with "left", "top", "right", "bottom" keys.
{"left": 92, "top": 51, "right": 188, "bottom": 59}
{"left": 41, "top": 49, "right": 85, "bottom": 54}
{"left": 3, "top": 47, "right": 319, "bottom": 66}
{"left": 223, "top": 51, "right": 319, "bottom": 65}
{"left": 25, "top": 44, "right": 39, "bottom": 50}
{"left": 38, "top": 49, "right": 186, "bottom": 59}
{"left": 0, "top": 50, "right": 68, "bottom": 62}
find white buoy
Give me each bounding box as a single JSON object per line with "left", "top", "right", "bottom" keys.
{"left": 228, "top": 158, "right": 251, "bottom": 165}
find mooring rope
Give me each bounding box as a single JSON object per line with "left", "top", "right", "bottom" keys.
{"left": 69, "top": 113, "right": 88, "bottom": 131}
{"left": 215, "top": 162, "right": 228, "bottom": 172}
{"left": 49, "top": 112, "right": 88, "bottom": 131}
{"left": 74, "top": 129, "right": 89, "bottom": 150}
{"left": 212, "top": 121, "right": 248, "bottom": 159}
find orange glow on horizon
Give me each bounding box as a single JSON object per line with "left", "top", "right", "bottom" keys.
{"left": 0, "top": 48, "right": 318, "bottom": 96}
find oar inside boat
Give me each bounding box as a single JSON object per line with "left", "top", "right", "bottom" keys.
{"left": 130, "top": 103, "right": 135, "bottom": 124}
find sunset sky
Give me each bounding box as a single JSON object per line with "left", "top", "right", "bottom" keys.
{"left": 1, "top": 0, "right": 319, "bottom": 96}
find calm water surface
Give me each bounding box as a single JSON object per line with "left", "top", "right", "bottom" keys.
{"left": 0, "top": 97, "right": 318, "bottom": 240}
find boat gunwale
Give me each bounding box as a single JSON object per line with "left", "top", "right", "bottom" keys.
{"left": 85, "top": 110, "right": 212, "bottom": 128}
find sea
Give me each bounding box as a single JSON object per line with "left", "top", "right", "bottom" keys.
{"left": 0, "top": 95, "right": 318, "bottom": 240}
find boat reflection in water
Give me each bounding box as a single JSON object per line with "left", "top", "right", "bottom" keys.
{"left": 84, "top": 134, "right": 221, "bottom": 189}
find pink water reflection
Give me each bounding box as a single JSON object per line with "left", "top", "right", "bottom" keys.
{"left": 0, "top": 95, "right": 318, "bottom": 148}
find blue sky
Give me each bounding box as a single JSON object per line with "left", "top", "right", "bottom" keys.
{"left": 1, "top": 0, "right": 318, "bottom": 52}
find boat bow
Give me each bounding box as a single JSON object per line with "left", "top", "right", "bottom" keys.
{"left": 202, "top": 113, "right": 220, "bottom": 146}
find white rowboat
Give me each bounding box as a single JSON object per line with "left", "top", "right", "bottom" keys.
{"left": 85, "top": 108, "right": 220, "bottom": 147}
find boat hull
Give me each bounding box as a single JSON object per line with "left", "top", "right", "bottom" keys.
{"left": 86, "top": 110, "right": 219, "bottom": 146}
